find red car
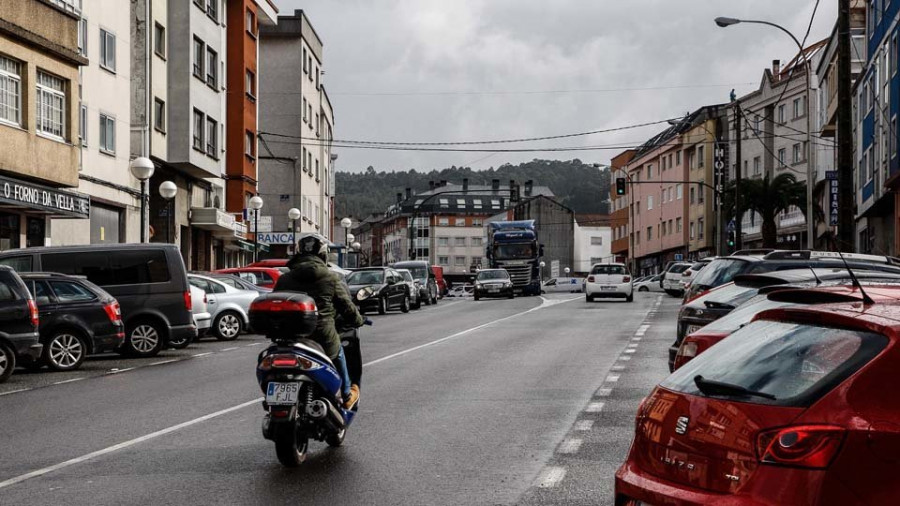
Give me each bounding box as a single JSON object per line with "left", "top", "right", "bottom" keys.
{"left": 215, "top": 267, "right": 288, "bottom": 289}
{"left": 616, "top": 293, "right": 900, "bottom": 505}
{"left": 248, "top": 259, "right": 288, "bottom": 268}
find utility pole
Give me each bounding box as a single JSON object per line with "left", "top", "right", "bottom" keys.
{"left": 837, "top": 0, "right": 855, "bottom": 251}
{"left": 732, "top": 102, "right": 743, "bottom": 250}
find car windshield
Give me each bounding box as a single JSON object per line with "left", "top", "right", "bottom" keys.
{"left": 690, "top": 258, "right": 751, "bottom": 290}
{"left": 591, "top": 265, "right": 626, "bottom": 275}
{"left": 405, "top": 267, "right": 429, "bottom": 280}
{"left": 701, "top": 296, "right": 794, "bottom": 334}
{"left": 400, "top": 271, "right": 414, "bottom": 282}
{"left": 493, "top": 243, "right": 535, "bottom": 260}
{"left": 477, "top": 270, "right": 509, "bottom": 281}
{"left": 346, "top": 270, "right": 384, "bottom": 285}
{"left": 662, "top": 320, "right": 887, "bottom": 406}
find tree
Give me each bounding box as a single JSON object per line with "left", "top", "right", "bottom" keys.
{"left": 722, "top": 173, "right": 807, "bottom": 248}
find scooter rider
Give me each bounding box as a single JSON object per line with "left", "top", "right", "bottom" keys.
{"left": 274, "top": 233, "right": 365, "bottom": 408}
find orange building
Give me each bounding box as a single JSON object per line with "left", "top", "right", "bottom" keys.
{"left": 610, "top": 150, "right": 635, "bottom": 263}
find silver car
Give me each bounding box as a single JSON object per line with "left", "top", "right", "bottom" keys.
{"left": 395, "top": 268, "right": 422, "bottom": 309}
{"left": 187, "top": 274, "right": 260, "bottom": 341}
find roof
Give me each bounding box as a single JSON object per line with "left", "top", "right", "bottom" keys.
{"left": 387, "top": 183, "right": 554, "bottom": 216}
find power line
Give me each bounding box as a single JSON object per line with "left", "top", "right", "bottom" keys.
{"left": 264, "top": 82, "right": 760, "bottom": 97}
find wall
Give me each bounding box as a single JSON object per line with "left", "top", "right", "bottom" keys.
{"left": 574, "top": 224, "right": 611, "bottom": 273}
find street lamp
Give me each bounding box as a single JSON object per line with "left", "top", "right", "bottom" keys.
{"left": 158, "top": 180, "right": 177, "bottom": 243}
{"left": 564, "top": 267, "right": 570, "bottom": 277}
{"left": 249, "top": 195, "right": 264, "bottom": 262}
{"left": 288, "top": 207, "right": 301, "bottom": 255}
{"left": 129, "top": 157, "right": 154, "bottom": 243}
{"left": 716, "top": 16, "right": 815, "bottom": 249}
{"left": 347, "top": 233, "right": 355, "bottom": 245}
{"left": 539, "top": 261, "right": 546, "bottom": 283}
{"left": 340, "top": 217, "right": 352, "bottom": 267}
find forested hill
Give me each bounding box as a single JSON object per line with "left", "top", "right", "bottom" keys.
{"left": 335, "top": 159, "right": 610, "bottom": 219}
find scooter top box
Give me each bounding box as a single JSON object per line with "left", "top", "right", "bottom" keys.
{"left": 249, "top": 292, "right": 318, "bottom": 339}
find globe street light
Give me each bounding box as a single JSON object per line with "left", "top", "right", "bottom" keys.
{"left": 564, "top": 267, "right": 571, "bottom": 278}
{"left": 351, "top": 241, "right": 361, "bottom": 250}
{"left": 158, "top": 180, "right": 177, "bottom": 243}
{"left": 288, "top": 207, "right": 301, "bottom": 255}
{"left": 340, "top": 217, "right": 352, "bottom": 267}
{"left": 539, "top": 261, "right": 546, "bottom": 283}
{"left": 249, "top": 195, "right": 264, "bottom": 262}
{"left": 129, "top": 157, "right": 155, "bottom": 243}
{"left": 347, "top": 233, "right": 355, "bottom": 244}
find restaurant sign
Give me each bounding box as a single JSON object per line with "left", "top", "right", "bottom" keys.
{"left": 0, "top": 175, "right": 90, "bottom": 218}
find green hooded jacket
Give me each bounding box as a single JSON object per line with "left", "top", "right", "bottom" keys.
{"left": 273, "top": 255, "right": 364, "bottom": 358}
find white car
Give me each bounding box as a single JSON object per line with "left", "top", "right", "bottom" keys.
{"left": 584, "top": 263, "right": 633, "bottom": 302}
{"left": 634, "top": 274, "right": 665, "bottom": 293}
{"left": 447, "top": 284, "right": 474, "bottom": 297}
{"left": 662, "top": 262, "right": 691, "bottom": 296}
{"left": 680, "top": 258, "right": 714, "bottom": 292}
{"left": 189, "top": 285, "right": 212, "bottom": 338}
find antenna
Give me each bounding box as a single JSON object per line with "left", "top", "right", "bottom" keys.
{"left": 808, "top": 266, "right": 822, "bottom": 285}
{"left": 837, "top": 251, "right": 875, "bottom": 305}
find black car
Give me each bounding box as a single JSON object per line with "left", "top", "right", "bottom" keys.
{"left": 0, "top": 244, "right": 196, "bottom": 358}
{"left": 392, "top": 260, "right": 439, "bottom": 305}
{"left": 346, "top": 267, "right": 410, "bottom": 314}
{"left": 19, "top": 273, "right": 124, "bottom": 371}
{"left": 473, "top": 269, "right": 514, "bottom": 300}
{"left": 0, "top": 266, "right": 40, "bottom": 383}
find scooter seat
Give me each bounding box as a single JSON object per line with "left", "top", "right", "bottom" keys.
{"left": 295, "top": 338, "right": 325, "bottom": 355}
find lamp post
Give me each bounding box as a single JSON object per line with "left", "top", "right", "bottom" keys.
{"left": 288, "top": 207, "right": 301, "bottom": 255}
{"left": 564, "top": 267, "right": 570, "bottom": 277}
{"left": 715, "top": 16, "right": 815, "bottom": 249}
{"left": 249, "top": 195, "right": 264, "bottom": 262}
{"left": 158, "top": 181, "right": 177, "bottom": 243}
{"left": 129, "top": 157, "right": 155, "bottom": 243}
{"left": 539, "top": 261, "right": 546, "bottom": 283}
{"left": 340, "top": 217, "right": 352, "bottom": 267}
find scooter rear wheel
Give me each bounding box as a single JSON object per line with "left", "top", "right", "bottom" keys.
{"left": 326, "top": 428, "right": 346, "bottom": 447}
{"left": 274, "top": 423, "right": 309, "bottom": 467}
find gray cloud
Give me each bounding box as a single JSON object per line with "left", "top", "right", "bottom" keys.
{"left": 272, "top": 0, "right": 837, "bottom": 172}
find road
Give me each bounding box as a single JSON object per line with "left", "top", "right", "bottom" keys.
{"left": 0, "top": 292, "right": 678, "bottom": 505}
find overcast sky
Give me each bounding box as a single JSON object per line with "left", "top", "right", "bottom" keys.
{"left": 273, "top": 0, "right": 837, "bottom": 173}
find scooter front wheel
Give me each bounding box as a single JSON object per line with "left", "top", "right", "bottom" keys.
{"left": 326, "top": 428, "right": 346, "bottom": 447}
{"left": 273, "top": 423, "right": 309, "bottom": 467}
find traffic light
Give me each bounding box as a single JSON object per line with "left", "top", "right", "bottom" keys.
{"left": 727, "top": 231, "right": 736, "bottom": 249}
{"left": 615, "top": 177, "right": 626, "bottom": 196}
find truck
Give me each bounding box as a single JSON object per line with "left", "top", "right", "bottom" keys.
{"left": 486, "top": 220, "right": 543, "bottom": 296}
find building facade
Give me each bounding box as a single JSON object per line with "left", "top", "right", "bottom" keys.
{"left": 609, "top": 150, "right": 635, "bottom": 263}
{"left": 574, "top": 214, "right": 611, "bottom": 273}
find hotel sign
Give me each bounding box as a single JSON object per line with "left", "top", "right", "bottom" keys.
{"left": 0, "top": 175, "right": 90, "bottom": 218}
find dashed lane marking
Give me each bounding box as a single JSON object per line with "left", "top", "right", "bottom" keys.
{"left": 245, "top": 342, "right": 262, "bottom": 347}
{"left": 535, "top": 467, "right": 567, "bottom": 488}
{"left": 52, "top": 378, "right": 85, "bottom": 385}
{"left": 192, "top": 352, "right": 213, "bottom": 358}
{"left": 585, "top": 402, "right": 605, "bottom": 413}
{"left": 558, "top": 438, "right": 583, "bottom": 454}
{"left": 611, "top": 365, "right": 626, "bottom": 371}
{"left": 574, "top": 420, "right": 594, "bottom": 431}
{"left": 221, "top": 347, "right": 238, "bottom": 352}
{"left": 624, "top": 349, "right": 637, "bottom": 354}
{"left": 595, "top": 388, "right": 612, "bottom": 397}
{"left": 0, "top": 388, "right": 30, "bottom": 397}
{"left": 149, "top": 359, "right": 179, "bottom": 366}
{"left": 619, "top": 355, "right": 632, "bottom": 361}
{"left": 105, "top": 368, "right": 135, "bottom": 375}
{"left": 606, "top": 374, "right": 620, "bottom": 383}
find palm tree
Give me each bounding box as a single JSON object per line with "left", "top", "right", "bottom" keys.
{"left": 722, "top": 173, "right": 807, "bottom": 248}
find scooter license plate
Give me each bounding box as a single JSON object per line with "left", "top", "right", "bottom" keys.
{"left": 266, "top": 382, "right": 299, "bottom": 405}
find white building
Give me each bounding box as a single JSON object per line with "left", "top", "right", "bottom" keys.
{"left": 573, "top": 219, "right": 611, "bottom": 273}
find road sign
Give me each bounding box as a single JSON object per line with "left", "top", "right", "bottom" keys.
{"left": 249, "top": 215, "right": 272, "bottom": 233}
{"left": 825, "top": 170, "right": 838, "bottom": 180}
{"left": 726, "top": 219, "right": 735, "bottom": 233}
{"left": 674, "top": 254, "right": 683, "bottom": 261}
{"left": 550, "top": 260, "right": 560, "bottom": 278}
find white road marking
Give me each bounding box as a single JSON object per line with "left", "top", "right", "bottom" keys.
{"left": 106, "top": 368, "right": 135, "bottom": 375}
{"left": 606, "top": 374, "right": 621, "bottom": 383}
{"left": 585, "top": 402, "right": 605, "bottom": 413}
{"left": 245, "top": 342, "right": 262, "bottom": 347}
{"left": 221, "top": 347, "right": 238, "bottom": 352}
{"left": 192, "top": 352, "right": 213, "bottom": 358}
{"left": 624, "top": 349, "right": 637, "bottom": 354}
{"left": 558, "top": 438, "right": 583, "bottom": 454}
{"left": 0, "top": 398, "right": 262, "bottom": 491}
{"left": 0, "top": 388, "right": 30, "bottom": 397}
{"left": 631, "top": 337, "right": 642, "bottom": 342}
{"left": 574, "top": 420, "right": 594, "bottom": 431}
{"left": 611, "top": 365, "right": 626, "bottom": 371}
{"left": 595, "top": 388, "right": 612, "bottom": 397}
{"left": 149, "top": 359, "right": 179, "bottom": 366}
{"left": 618, "top": 355, "right": 632, "bottom": 361}
{"left": 535, "top": 467, "right": 566, "bottom": 488}
{"left": 52, "top": 378, "right": 85, "bottom": 385}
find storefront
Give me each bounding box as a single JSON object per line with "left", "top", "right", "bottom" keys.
{"left": 0, "top": 174, "right": 90, "bottom": 250}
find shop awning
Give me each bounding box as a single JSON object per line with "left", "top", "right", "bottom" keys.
{"left": 235, "top": 240, "right": 269, "bottom": 253}
{"left": 0, "top": 174, "right": 90, "bottom": 219}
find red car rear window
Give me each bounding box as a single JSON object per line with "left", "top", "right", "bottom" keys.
{"left": 662, "top": 320, "right": 887, "bottom": 407}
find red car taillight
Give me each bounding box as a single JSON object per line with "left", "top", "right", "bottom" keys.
{"left": 587, "top": 276, "right": 595, "bottom": 282}
{"left": 103, "top": 301, "right": 122, "bottom": 324}
{"left": 623, "top": 276, "right": 631, "bottom": 282}
{"left": 757, "top": 425, "right": 846, "bottom": 469}
{"left": 250, "top": 299, "right": 317, "bottom": 312}
{"left": 184, "top": 291, "right": 193, "bottom": 312}
{"left": 27, "top": 299, "right": 39, "bottom": 328}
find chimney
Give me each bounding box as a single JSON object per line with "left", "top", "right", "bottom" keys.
{"left": 524, "top": 180, "right": 534, "bottom": 197}
{"left": 405, "top": 187, "right": 411, "bottom": 200}
{"left": 462, "top": 178, "right": 469, "bottom": 192}
{"left": 491, "top": 179, "right": 500, "bottom": 192}
{"left": 429, "top": 181, "right": 435, "bottom": 191}
{"left": 396, "top": 192, "right": 403, "bottom": 203}
{"left": 772, "top": 59, "right": 781, "bottom": 77}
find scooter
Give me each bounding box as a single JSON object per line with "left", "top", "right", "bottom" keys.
{"left": 250, "top": 292, "right": 366, "bottom": 467}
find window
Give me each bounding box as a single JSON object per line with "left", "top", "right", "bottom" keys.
{"left": 192, "top": 109, "right": 204, "bottom": 150}
{"left": 308, "top": 58, "right": 313, "bottom": 80}
{"left": 689, "top": 187, "right": 695, "bottom": 204}
{"left": 79, "top": 104, "right": 87, "bottom": 146}
{"left": 154, "top": 22, "right": 166, "bottom": 58}
{"left": 455, "top": 218, "right": 465, "bottom": 227}
{"left": 744, "top": 160, "right": 748, "bottom": 177}
{"left": 792, "top": 143, "right": 802, "bottom": 163}
{"left": 676, "top": 183, "right": 683, "bottom": 199}
{"left": 206, "top": 0, "right": 218, "bottom": 22}
{"left": 455, "top": 237, "right": 466, "bottom": 247}
{"left": 491, "top": 199, "right": 501, "bottom": 209}
{"left": 438, "top": 218, "right": 449, "bottom": 226}
{"left": 698, "top": 218, "right": 705, "bottom": 239}
{"left": 676, "top": 151, "right": 681, "bottom": 165}
{"left": 301, "top": 148, "right": 307, "bottom": 171}
{"left": 698, "top": 182, "right": 705, "bottom": 203}
{"left": 439, "top": 198, "right": 449, "bottom": 208}
{"left": 455, "top": 256, "right": 466, "bottom": 266}
{"left": 154, "top": 98, "right": 165, "bottom": 133}
{"left": 245, "top": 130, "right": 255, "bottom": 158}
{"left": 438, "top": 256, "right": 449, "bottom": 265}
{"left": 893, "top": 34, "right": 898, "bottom": 77}
{"left": 315, "top": 159, "right": 320, "bottom": 180}
{"left": 793, "top": 97, "right": 803, "bottom": 118}
{"left": 50, "top": 281, "right": 96, "bottom": 303}
{"left": 647, "top": 195, "right": 653, "bottom": 210}
{"left": 472, "top": 199, "right": 483, "bottom": 209}
{"left": 777, "top": 148, "right": 786, "bottom": 166}
{"left": 646, "top": 165, "right": 652, "bottom": 179}
{"left": 36, "top": 71, "right": 66, "bottom": 139}
{"left": 41, "top": 250, "right": 170, "bottom": 286}
{"left": 303, "top": 47, "right": 308, "bottom": 74}
{"left": 472, "top": 218, "right": 483, "bottom": 226}
{"left": 590, "top": 236, "right": 603, "bottom": 245}
{"left": 690, "top": 221, "right": 695, "bottom": 239}
{"left": 192, "top": 37, "right": 204, "bottom": 78}
{"left": 246, "top": 9, "right": 256, "bottom": 35}
{"left": 245, "top": 69, "right": 255, "bottom": 97}
{"left": 753, "top": 156, "right": 761, "bottom": 175}
{"left": 676, "top": 217, "right": 682, "bottom": 232}
{"left": 438, "top": 237, "right": 449, "bottom": 247}
{"left": 99, "top": 28, "right": 116, "bottom": 72}
{"left": 777, "top": 104, "right": 785, "bottom": 123}
{"left": 99, "top": 113, "right": 115, "bottom": 154}
{"left": 698, "top": 145, "right": 704, "bottom": 167}
{"left": 206, "top": 48, "right": 218, "bottom": 88}
{"left": 472, "top": 237, "right": 483, "bottom": 247}
{"left": 646, "top": 226, "right": 652, "bottom": 241}
{"left": 206, "top": 116, "right": 217, "bottom": 157}
{"left": 78, "top": 18, "right": 88, "bottom": 57}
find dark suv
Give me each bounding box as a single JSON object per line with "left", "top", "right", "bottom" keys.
{"left": 0, "top": 244, "right": 195, "bottom": 358}
{"left": 19, "top": 273, "right": 125, "bottom": 371}
{"left": 0, "top": 266, "right": 40, "bottom": 383}
{"left": 393, "top": 261, "right": 439, "bottom": 305}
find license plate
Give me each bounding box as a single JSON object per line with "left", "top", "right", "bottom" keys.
{"left": 489, "top": 288, "right": 500, "bottom": 293}
{"left": 686, "top": 324, "right": 703, "bottom": 335}
{"left": 600, "top": 286, "right": 616, "bottom": 291}
{"left": 266, "top": 382, "right": 299, "bottom": 405}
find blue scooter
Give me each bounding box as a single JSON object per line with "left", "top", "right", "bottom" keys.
{"left": 250, "top": 292, "right": 365, "bottom": 467}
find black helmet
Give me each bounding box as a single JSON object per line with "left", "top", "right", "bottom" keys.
{"left": 296, "top": 232, "right": 330, "bottom": 261}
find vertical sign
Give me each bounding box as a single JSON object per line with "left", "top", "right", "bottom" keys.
{"left": 826, "top": 171, "right": 838, "bottom": 226}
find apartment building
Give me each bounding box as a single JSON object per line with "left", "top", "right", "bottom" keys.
{"left": 609, "top": 150, "right": 635, "bottom": 263}
{"left": 0, "top": 0, "right": 89, "bottom": 250}
{"left": 682, "top": 105, "right": 728, "bottom": 258}
{"left": 573, "top": 214, "right": 611, "bottom": 273}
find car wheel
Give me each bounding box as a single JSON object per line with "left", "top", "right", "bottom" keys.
{"left": 0, "top": 341, "right": 15, "bottom": 383}
{"left": 378, "top": 297, "right": 387, "bottom": 315}
{"left": 44, "top": 330, "right": 88, "bottom": 371}
{"left": 168, "top": 331, "right": 194, "bottom": 349}
{"left": 586, "top": 294, "right": 594, "bottom": 302}
{"left": 400, "top": 295, "right": 410, "bottom": 313}
{"left": 124, "top": 320, "right": 165, "bottom": 358}
{"left": 626, "top": 293, "right": 634, "bottom": 303}
{"left": 638, "top": 286, "right": 649, "bottom": 292}
{"left": 214, "top": 311, "right": 243, "bottom": 341}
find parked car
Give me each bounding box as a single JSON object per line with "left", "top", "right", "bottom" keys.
{"left": 0, "top": 244, "right": 195, "bottom": 358}
{"left": 0, "top": 266, "right": 40, "bottom": 383}
{"left": 432, "top": 265, "right": 448, "bottom": 296}
{"left": 17, "top": 273, "right": 125, "bottom": 371}
{"left": 584, "top": 263, "right": 633, "bottom": 302}
{"left": 346, "top": 267, "right": 411, "bottom": 314}
{"left": 634, "top": 274, "right": 664, "bottom": 293}
{"left": 187, "top": 274, "right": 259, "bottom": 340}
{"left": 617, "top": 295, "right": 900, "bottom": 505}
{"left": 661, "top": 262, "right": 691, "bottom": 296}
{"left": 680, "top": 258, "right": 713, "bottom": 291}
{"left": 215, "top": 266, "right": 288, "bottom": 289}
{"left": 395, "top": 269, "right": 422, "bottom": 309}
{"left": 190, "top": 285, "right": 212, "bottom": 339}
{"left": 541, "top": 277, "right": 585, "bottom": 293}
{"left": 393, "top": 260, "right": 439, "bottom": 304}
{"left": 248, "top": 259, "right": 288, "bottom": 268}
{"left": 682, "top": 250, "right": 900, "bottom": 302}
{"left": 447, "top": 284, "right": 474, "bottom": 297}
{"left": 194, "top": 272, "right": 272, "bottom": 294}
{"left": 474, "top": 269, "right": 515, "bottom": 300}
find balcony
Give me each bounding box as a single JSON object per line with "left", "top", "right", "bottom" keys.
{"left": 190, "top": 207, "right": 239, "bottom": 236}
